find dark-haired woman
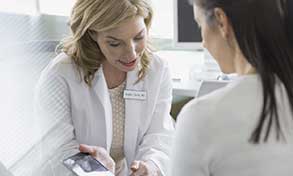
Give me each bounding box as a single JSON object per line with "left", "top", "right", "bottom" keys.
{"left": 171, "top": 0, "right": 293, "bottom": 175}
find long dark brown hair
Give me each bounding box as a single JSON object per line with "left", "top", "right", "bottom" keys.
{"left": 194, "top": 0, "right": 293, "bottom": 143}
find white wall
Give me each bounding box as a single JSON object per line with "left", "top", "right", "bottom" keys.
{"left": 0, "top": 0, "right": 174, "bottom": 39}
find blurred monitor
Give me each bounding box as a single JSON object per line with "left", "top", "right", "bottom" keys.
{"left": 174, "top": 0, "right": 202, "bottom": 50}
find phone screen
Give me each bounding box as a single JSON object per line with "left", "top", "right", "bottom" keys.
{"left": 63, "top": 153, "right": 114, "bottom": 176}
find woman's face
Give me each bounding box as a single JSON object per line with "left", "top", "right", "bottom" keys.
{"left": 96, "top": 16, "right": 147, "bottom": 73}
{"left": 193, "top": 4, "right": 236, "bottom": 73}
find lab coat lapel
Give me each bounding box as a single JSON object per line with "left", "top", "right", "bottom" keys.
{"left": 93, "top": 68, "right": 112, "bottom": 151}
{"left": 124, "top": 69, "right": 145, "bottom": 166}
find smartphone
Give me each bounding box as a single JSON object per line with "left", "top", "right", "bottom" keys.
{"left": 63, "top": 153, "right": 114, "bottom": 176}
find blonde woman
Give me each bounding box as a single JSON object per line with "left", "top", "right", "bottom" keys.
{"left": 32, "top": 0, "right": 174, "bottom": 176}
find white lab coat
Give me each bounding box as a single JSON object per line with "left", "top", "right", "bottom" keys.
{"left": 18, "top": 53, "right": 174, "bottom": 176}
{"left": 0, "top": 162, "right": 13, "bottom": 176}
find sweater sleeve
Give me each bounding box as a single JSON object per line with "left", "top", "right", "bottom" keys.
{"left": 169, "top": 99, "right": 212, "bottom": 176}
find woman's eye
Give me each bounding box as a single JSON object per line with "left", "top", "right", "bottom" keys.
{"left": 134, "top": 36, "right": 144, "bottom": 41}
{"left": 108, "top": 42, "right": 120, "bottom": 47}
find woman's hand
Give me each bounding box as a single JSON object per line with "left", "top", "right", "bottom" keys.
{"left": 79, "top": 144, "right": 115, "bottom": 174}
{"left": 130, "top": 160, "right": 160, "bottom": 176}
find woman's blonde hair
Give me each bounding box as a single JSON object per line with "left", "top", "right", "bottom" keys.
{"left": 59, "top": 0, "right": 153, "bottom": 86}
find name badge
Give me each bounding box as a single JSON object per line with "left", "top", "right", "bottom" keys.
{"left": 123, "top": 90, "right": 147, "bottom": 100}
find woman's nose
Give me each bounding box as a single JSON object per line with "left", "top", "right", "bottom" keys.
{"left": 125, "top": 44, "right": 137, "bottom": 60}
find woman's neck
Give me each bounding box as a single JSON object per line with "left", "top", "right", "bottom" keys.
{"left": 234, "top": 51, "right": 256, "bottom": 75}
{"left": 102, "top": 61, "right": 126, "bottom": 89}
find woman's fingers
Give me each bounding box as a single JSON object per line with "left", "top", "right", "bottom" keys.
{"left": 130, "top": 161, "right": 148, "bottom": 176}
{"left": 130, "top": 160, "right": 140, "bottom": 171}
{"left": 130, "top": 160, "right": 160, "bottom": 176}
{"left": 79, "top": 144, "right": 96, "bottom": 155}
{"left": 79, "top": 144, "right": 115, "bottom": 173}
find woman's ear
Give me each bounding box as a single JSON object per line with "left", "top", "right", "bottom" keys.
{"left": 214, "top": 8, "right": 230, "bottom": 39}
